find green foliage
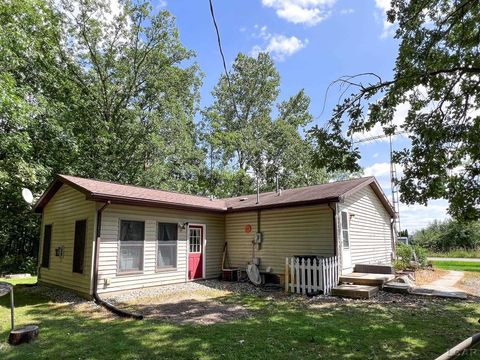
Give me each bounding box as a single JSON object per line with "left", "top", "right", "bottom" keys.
{"left": 0, "top": 0, "right": 203, "bottom": 272}
{"left": 395, "top": 243, "right": 428, "bottom": 269}
{"left": 413, "top": 219, "right": 480, "bottom": 252}
{"left": 201, "top": 52, "right": 331, "bottom": 197}
{"left": 428, "top": 249, "right": 480, "bottom": 258}
{"left": 395, "top": 243, "right": 413, "bottom": 269}
{"left": 309, "top": 0, "right": 480, "bottom": 221}
{"left": 414, "top": 246, "right": 428, "bottom": 267}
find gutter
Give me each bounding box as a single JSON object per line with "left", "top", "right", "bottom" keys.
{"left": 92, "top": 201, "right": 143, "bottom": 320}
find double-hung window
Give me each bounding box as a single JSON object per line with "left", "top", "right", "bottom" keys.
{"left": 157, "top": 223, "right": 177, "bottom": 270}
{"left": 119, "top": 220, "right": 145, "bottom": 273}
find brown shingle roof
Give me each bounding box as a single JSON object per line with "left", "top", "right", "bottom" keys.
{"left": 34, "top": 174, "right": 395, "bottom": 216}
{"left": 225, "top": 177, "right": 373, "bottom": 210}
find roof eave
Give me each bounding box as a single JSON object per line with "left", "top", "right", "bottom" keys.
{"left": 225, "top": 197, "right": 340, "bottom": 213}
{"left": 90, "top": 194, "right": 227, "bottom": 214}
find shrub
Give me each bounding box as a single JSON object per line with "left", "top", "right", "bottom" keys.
{"left": 413, "top": 246, "right": 428, "bottom": 267}
{"left": 395, "top": 243, "right": 429, "bottom": 269}
{"left": 0, "top": 255, "right": 37, "bottom": 276}
{"left": 396, "top": 243, "right": 413, "bottom": 270}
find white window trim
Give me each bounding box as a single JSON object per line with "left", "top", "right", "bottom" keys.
{"left": 186, "top": 223, "right": 206, "bottom": 281}
{"left": 156, "top": 222, "right": 178, "bottom": 272}
{"left": 117, "top": 219, "right": 145, "bottom": 276}
{"left": 341, "top": 210, "right": 350, "bottom": 249}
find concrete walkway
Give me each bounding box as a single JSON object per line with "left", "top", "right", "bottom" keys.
{"left": 428, "top": 257, "right": 480, "bottom": 262}
{"left": 411, "top": 270, "right": 467, "bottom": 299}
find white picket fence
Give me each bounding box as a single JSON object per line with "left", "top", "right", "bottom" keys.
{"left": 284, "top": 256, "right": 339, "bottom": 295}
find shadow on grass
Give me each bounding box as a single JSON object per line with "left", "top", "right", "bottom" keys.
{"left": 1, "top": 284, "right": 480, "bottom": 360}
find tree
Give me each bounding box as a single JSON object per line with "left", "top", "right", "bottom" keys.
{"left": 413, "top": 219, "right": 480, "bottom": 252}
{"left": 0, "top": 0, "right": 204, "bottom": 272}
{"left": 59, "top": 0, "right": 204, "bottom": 192}
{"left": 201, "top": 52, "right": 328, "bottom": 196}
{"left": 0, "top": 0, "right": 75, "bottom": 273}
{"left": 309, "top": 0, "right": 480, "bottom": 220}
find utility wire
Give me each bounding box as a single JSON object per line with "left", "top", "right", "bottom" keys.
{"left": 208, "top": 0, "right": 240, "bottom": 121}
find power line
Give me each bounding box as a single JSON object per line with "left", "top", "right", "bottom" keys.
{"left": 208, "top": 0, "right": 240, "bottom": 121}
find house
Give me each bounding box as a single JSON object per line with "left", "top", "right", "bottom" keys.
{"left": 33, "top": 174, "right": 396, "bottom": 298}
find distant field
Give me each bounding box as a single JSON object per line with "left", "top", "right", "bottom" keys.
{"left": 428, "top": 249, "right": 480, "bottom": 258}
{"left": 431, "top": 261, "right": 480, "bottom": 272}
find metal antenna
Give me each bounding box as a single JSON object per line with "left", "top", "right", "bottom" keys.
{"left": 353, "top": 130, "right": 404, "bottom": 235}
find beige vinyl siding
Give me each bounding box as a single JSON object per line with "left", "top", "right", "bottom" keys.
{"left": 97, "top": 204, "right": 224, "bottom": 294}
{"left": 226, "top": 205, "right": 334, "bottom": 276}
{"left": 342, "top": 185, "right": 393, "bottom": 266}
{"left": 39, "top": 184, "right": 96, "bottom": 296}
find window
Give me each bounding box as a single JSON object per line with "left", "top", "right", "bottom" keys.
{"left": 72, "top": 220, "right": 87, "bottom": 274}
{"left": 118, "top": 220, "right": 144, "bottom": 273}
{"left": 157, "top": 223, "right": 177, "bottom": 269}
{"left": 341, "top": 211, "right": 349, "bottom": 249}
{"left": 41, "top": 225, "right": 52, "bottom": 268}
{"left": 189, "top": 227, "right": 201, "bottom": 253}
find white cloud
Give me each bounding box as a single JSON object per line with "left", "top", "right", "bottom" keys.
{"left": 373, "top": 152, "right": 379, "bottom": 158}
{"left": 374, "top": 0, "right": 395, "bottom": 38}
{"left": 250, "top": 25, "right": 307, "bottom": 61}
{"left": 364, "top": 162, "right": 390, "bottom": 177}
{"left": 262, "top": 0, "right": 336, "bottom": 26}
{"left": 400, "top": 200, "right": 450, "bottom": 231}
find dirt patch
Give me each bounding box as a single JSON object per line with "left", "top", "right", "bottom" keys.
{"left": 456, "top": 272, "right": 480, "bottom": 296}
{"left": 109, "top": 281, "right": 258, "bottom": 325}
{"left": 127, "top": 294, "right": 249, "bottom": 325}
{"left": 415, "top": 268, "right": 448, "bottom": 285}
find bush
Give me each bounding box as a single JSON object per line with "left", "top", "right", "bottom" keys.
{"left": 396, "top": 243, "right": 413, "bottom": 270}
{"left": 0, "top": 255, "right": 37, "bottom": 276}
{"left": 413, "top": 246, "right": 428, "bottom": 267}
{"left": 395, "top": 243, "right": 428, "bottom": 269}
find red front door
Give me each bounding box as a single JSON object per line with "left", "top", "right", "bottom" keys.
{"left": 188, "top": 226, "right": 203, "bottom": 280}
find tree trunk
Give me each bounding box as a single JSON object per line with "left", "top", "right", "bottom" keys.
{"left": 8, "top": 325, "right": 39, "bottom": 345}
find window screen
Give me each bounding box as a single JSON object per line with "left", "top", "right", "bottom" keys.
{"left": 119, "top": 220, "right": 145, "bottom": 272}
{"left": 341, "top": 211, "right": 349, "bottom": 248}
{"left": 157, "top": 223, "right": 177, "bottom": 269}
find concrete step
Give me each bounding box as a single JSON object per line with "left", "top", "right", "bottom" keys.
{"left": 331, "top": 284, "right": 379, "bottom": 299}
{"left": 354, "top": 264, "right": 395, "bottom": 275}
{"left": 383, "top": 282, "right": 411, "bottom": 294}
{"left": 339, "top": 272, "right": 396, "bottom": 286}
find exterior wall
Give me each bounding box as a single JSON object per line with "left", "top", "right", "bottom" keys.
{"left": 39, "top": 185, "right": 96, "bottom": 296}
{"left": 342, "top": 185, "right": 393, "bottom": 266}
{"left": 225, "top": 204, "right": 335, "bottom": 276}
{"left": 97, "top": 204, "right": 225, "bottom": 294}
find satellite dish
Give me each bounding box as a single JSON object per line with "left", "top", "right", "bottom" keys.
{"left": 22, "top": 188, "right": 34, "bottom": 204}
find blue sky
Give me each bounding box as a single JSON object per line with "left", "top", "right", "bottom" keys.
{"left": 151, "top": 0, "right": 449, "bottom": 231}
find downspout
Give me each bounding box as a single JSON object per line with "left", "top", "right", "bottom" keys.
{"left": 328, "top": 203, "right": 337, "bottom": 256}
{"left": 93, "top": 201, "right": 143, "bottom": 320}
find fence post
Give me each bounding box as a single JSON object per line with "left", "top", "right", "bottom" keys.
{"left": 313, "top": 258, "right": 318, "bottom": 292}
{"left": 295, "top": 258, "right": 300, "bottom": 294}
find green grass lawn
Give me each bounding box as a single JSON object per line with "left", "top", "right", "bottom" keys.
{"left": 1, "top": 277, "right": 480, "bottom": 360}
{"left": 432, "top": 260, "right": 480, "bottom": 272}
